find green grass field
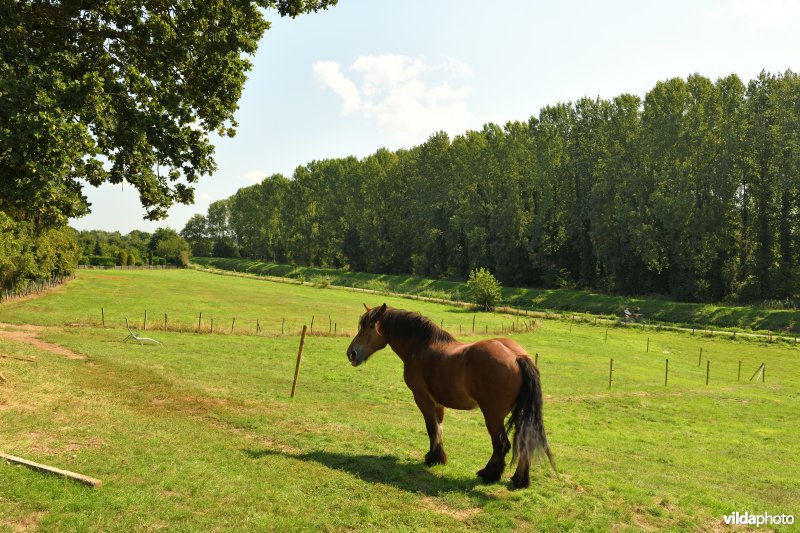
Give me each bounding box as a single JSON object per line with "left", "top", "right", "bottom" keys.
{"left": 193, "top": 256, "right": 800, "bottom": 334}
{"left": 1, "top": 270, "right": 799, "bottom": 531}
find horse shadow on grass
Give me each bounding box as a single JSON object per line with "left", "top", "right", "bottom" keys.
{"left": 242, "top": 448, "right": 497, "bottom": 503}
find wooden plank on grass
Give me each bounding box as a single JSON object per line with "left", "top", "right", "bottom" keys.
{"left": 0, "top": 354, "right": 35, "bottom": 363}
{"left": 0, "top": 452, "right": 102, "bottom": 488}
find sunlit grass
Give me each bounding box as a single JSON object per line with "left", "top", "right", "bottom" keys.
{"left": 1, "top": 269, "right": 798, "bottom": 530}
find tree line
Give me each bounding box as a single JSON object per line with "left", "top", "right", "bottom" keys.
{"left": 182, "top": 71, "right": 800, "bottom": 303}
{"left": 75, "top": 228, "right": 190, "bottom": 267}
{"left": 0, "top": 223, "right": 191, "bottom": 292}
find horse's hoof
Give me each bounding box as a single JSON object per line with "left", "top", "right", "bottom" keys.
{"left": 476, "top": 466, "right": 502, "bottom": 483}
{"left": 510, "top": 472, "right": 530, "bottom": 490}
{"left": 425, "top": 449, "right": 447, "bottom": 466}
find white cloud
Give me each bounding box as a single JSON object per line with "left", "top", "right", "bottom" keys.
{"left": 312, "top": 60, "right": 361, "bottom": 114}
{"left": 710, "top": 0, "right": 800, "bottom": 29}
{"left": 239, "top": 170, "right": 265, "bottom": 184}
{"left": 313, "top": 54, "right": 475, "bottom": 144}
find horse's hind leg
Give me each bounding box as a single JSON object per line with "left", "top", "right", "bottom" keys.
{"left": 476, "top": 409, "right": 510, "bottom": 483}
{"left": 413, "top": 393, "right": 447, "bottom": 466}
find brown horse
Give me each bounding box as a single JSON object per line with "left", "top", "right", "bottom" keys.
{"left": 346, "top": 303, "right": 556, "bottom": 489}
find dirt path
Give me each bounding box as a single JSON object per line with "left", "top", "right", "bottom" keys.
{"left": 0, "top": 323, "right": 86, "bottom": 360}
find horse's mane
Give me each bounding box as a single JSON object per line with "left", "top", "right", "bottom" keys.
{"left": 364, "top": 307, "right": 455, "bottom": 345}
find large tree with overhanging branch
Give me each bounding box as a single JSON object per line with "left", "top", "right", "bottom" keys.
{"left": 0, "top": 0, "right": 336, "bottom": 226}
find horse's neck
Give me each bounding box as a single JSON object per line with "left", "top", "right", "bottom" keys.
{"left": 387, "top": 336, "right": 424, "bottom": 363}
{"left": 387, "top": 336, "right": 447, "bottom": 363}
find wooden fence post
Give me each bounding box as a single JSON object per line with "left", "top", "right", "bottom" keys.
{"left": 291, "top": 325, "right": 308, "bottom": 398}
{"left": 605, "top": 328, "right": 608, "bottom": 343}
{"left": 608, "top": 358, "right": 613, "bottom": 390}
{"left": 210, "top": 318, "right": 214, "bottom": 334}
{"left": 164, "top": 313, "right": 167, "bottom": 331}
{"left": 231, "top": 317, "right": 235, "bottom": 334}
{"left": 647, "top": 337, "right": 650, "bottom": 353}
{"left": 535, "top": 353, "right": 539, "bottom": 367}
{"left": 698, "top": 347, "right": 702, "bottom": 367}
{"left": 738, "top": 361, "right": 741, "bottom": 382}
{"left": 706, "top": 359, "right": 710, "bottom": 385}
{"left": 310, "top": 316, "right": 314, "bottom": 334}
{"left": 664, "top": 359, "right": 669, "bottom": 386}
{"left": 143, "top": 309, "right": 147, "bottom": 331}
{"left": 472, "top": 315, "right": 476, "bottom": 333}
{"left": 101, "top": 307, "right": 105, "bottom": 327}
{"left": 257, "top": 320, "right": 261, "bottom": 334}
{"left": 198, "top": 312, "right": 202, "bottom": 332}
{"left": 282, "top": 318, "right": 285, "bottom": 336}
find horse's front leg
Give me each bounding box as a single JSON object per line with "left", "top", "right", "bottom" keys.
{"left": 413, "top": 392, "right": 447, "bottom": 466}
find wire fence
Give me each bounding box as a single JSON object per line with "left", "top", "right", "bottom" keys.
{"left": 0, "top": 274, "right": 76, "bottom": 303}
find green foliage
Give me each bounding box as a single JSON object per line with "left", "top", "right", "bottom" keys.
{"left": 0, "top": 213, "right": 78, "bottom": 290}
{"left": 310, "top": 275, "right": 331, "bottom": 288}
{"left": 89, "top": 256, "right": 118, "bottom": 267}
{"left": 181, "top": 214, "right": 213, "bottom": 256}
{"left": 363, "top": 279, "right": 391, "bottom": 295}
{"left": 117, "top": 250, "right": 128, "bottom": 267}
{"left": 149, "top": 228, "right": 190, "bottom": 266}
{"left": 0, "top": 1, "right": 337, "bottom": 227}
{"left": 466, "top": 268, "right": 502, "bottom": 311}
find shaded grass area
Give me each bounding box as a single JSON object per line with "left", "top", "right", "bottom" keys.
{"left": 1, "top": 270, "right": 799, "bottom": 530}
{"left": 193, "top": 256, "right": 800, "bottom": 334}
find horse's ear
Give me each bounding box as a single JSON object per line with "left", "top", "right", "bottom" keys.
{"left": 363, "top": 303, "right": 371, "bottom": 312}
{"left": 374, "top": 303, "right": 387, "bottom": 319}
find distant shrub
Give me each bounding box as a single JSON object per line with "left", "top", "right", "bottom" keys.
{"left": 418, "top": 289, "right": 454, "bottom": 301}
{"left": 310, "top": 275, "right": 330, "bottom": 288}
{"left": 543, "top": 265, "right": 573, "bottom": 289}
{"left": 117, "top": 250, "right": 128, "bottom": 266}
{"left": 410, "top": 254, "right": 427, "bottom": 276}
{"left": 467, "top": 268, "right": 502, "bottom": 311}
{"left": 363, "top": 280, "right": 391, "bottom": 295}
{"left": 89, "top": 255, "right": 117, "bottom": 267}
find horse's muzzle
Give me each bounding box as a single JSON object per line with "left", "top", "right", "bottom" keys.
{"left": 347, "top": 349, "right": 361, "bottom": 366}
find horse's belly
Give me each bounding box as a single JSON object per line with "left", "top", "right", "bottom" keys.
{"left": 428, "top": 385, "right": 478, "bottom": 410}
{"left": 440, "top": 396, "right": 479, "bottom": 410}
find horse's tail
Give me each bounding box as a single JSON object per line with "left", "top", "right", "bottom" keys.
{"left": 505, "top": 356, "right": 557, "bottom": 479}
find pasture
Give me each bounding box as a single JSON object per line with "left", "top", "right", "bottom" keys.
{"left": 1, "top": 270, "right": 798, "bottom": 531}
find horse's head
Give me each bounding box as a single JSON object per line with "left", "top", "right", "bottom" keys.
{"left": 346, "top": 303, "right": 389, "bottom": 366}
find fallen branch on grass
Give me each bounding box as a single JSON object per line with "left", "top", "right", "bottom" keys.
{"left": 0, "top": 452, "right": 102, "bottom": 488}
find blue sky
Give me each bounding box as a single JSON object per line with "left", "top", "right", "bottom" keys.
{"left": 70, "top": 0, "right": 800, "bottom": 233}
